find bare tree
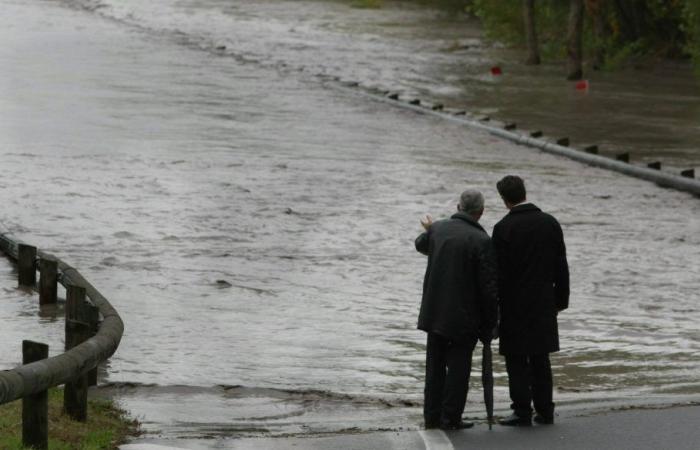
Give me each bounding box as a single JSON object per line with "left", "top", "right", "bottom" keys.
{"left": 566, "top": 0, "right": 585, "bottom": 80}
{"left": 586, "top": 0, "right": 608, "bottom": 69}
{"left": 523, "top": 0, "right": 541, "bottom": 65}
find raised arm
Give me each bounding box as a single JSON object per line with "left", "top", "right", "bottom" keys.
{"left": 415, "top": 214, "right": 433, "bottom": 256}
{"left": 415, "top": 231, "right": 429, "bottom": 255}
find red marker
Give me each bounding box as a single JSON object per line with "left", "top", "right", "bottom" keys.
{"left": 575, "top": 80, "right": 589, "bottom": 90}
{"left": 491, "top": 66, "right": 502, "bottom": 76}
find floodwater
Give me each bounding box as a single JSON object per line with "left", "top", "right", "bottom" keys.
{"left": 1, "top": 0, "right": 699, "bottom": 444}
{"left": 56, "top": 0, "right": 700, "bottom": 171}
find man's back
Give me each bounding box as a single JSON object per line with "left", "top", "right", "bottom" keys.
{"left": 416, "top": 212, "right": 497, "bottom": 343}
{"left": 493, "top": 203, "right": 569, "bottom": 355}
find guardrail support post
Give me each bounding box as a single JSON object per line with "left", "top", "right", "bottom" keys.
{"left": 84, "top": 303, "right": 100, "bottom": 386}
{"left": 39, "top": 257, "right": 58, "bottom": 305}
{"left": 18, "top": 244, "right": 37, "bottom": 287}
{"left": 64, "top": 284, "right": 90, "bottom": 422}
{"left": 22, "top": 340, "right": 49, "bottom": 450}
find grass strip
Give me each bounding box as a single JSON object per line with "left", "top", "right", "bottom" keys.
{"left": 0, "top": 388, "right": 139, "bottom": 449}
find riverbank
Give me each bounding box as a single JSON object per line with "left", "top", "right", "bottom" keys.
{"left": 0, "top": 388, "right": 139, "bottom": 449}
{"left": 120, "top": 403, "right": 700, "bottom": 449}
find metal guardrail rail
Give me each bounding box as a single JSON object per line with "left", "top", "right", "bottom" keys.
{"left": 0, "top": 232, "right": 124, "bottom": 405}
{"left": 333, "top": 83, "right": 700, "bottom": 197}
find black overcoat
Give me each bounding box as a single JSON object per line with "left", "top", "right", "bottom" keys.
{"left": 492, "top": 203, "right": 569, "bottom": 355}
{"left": 415, "top": 212, "right": 498, "bottom": 343}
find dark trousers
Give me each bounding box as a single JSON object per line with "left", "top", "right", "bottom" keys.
{"left": 504, "top": 353, "right": 554, "bottom": 419}
{"left": 424, "top": 332, "right": 477, "bottom": 426}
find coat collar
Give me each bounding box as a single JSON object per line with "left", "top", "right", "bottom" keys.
{"left": 509, "top": 203, "right": 541, "bottom": 215}
{"left": 451, "top": 212, "right": 486, "bottom": 232}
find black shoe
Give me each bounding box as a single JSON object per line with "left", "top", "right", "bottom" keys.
{"left": 440, "top": 421, "right": 474, "bottom": 431}
{"left": 534, "top": 414, "right": 554, "bottom": 425}
{"left": 424, "top": 421, "right": 440, "bottom": 430}
{"left": 499, "top": 414, "right": 532, "bottom": 427}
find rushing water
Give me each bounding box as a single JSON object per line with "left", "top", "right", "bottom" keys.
{"left": 1, "top": 0, "right": 699, "bottom": 443}
{"left": 59, "top": 0, "right": 700, "bottom": 171}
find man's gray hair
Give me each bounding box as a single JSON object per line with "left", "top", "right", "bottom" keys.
{"left": 459, "top": 189, "right": 485, "bottom": 215}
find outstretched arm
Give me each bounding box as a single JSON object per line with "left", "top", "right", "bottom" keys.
{"left": 415, "top": 231, "right": 429, "bottom": 255}
{"left": 415, "top": 215, "right": 433, "bottom": 255}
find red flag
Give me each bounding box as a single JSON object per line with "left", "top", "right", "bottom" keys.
{"left": 491, "top": 66, "right": 502, "bottom": 76}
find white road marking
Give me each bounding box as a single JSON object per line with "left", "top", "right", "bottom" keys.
{"left": 418, "top": 429, "right": 455, "bottom": 450}
{"left": 120, "top": 445, "right": 189, "bottom": 450}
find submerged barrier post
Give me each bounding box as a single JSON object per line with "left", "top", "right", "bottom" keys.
{"left": 18, "top": 244, "right": 37, "bottom": 287}
{"left": 616, "top": 153, "right": 630, "bottom": 163}
{"left": 584, "top": 145, "right": 599, "bottom": 154}
{"left": 681, "top": 169, "right": 695, "bottom": 178}
{"left": 331, "top": 82, "right": 700, "bottom": 197}
{"left": 39, "top": 257, "right": 58, "bottom": 305}
{"left": 64, "top": 284, "right": 90, "bottom": 422}
{"left": 647, "top": 161, "right": 662, "bottom": 170}
{"left": 556, "top": 137, "right": 570, "bottom": 147}
{"left": 22, "top": 340, "right": 49, "bottom": 450}
{"left": 530, "top": 130, "right": 543, "bottom": 138}
{"left": 504, "top": 123, "right": 517, "bottom": 130}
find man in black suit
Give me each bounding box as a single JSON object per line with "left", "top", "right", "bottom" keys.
{"left": 493, "top": 175, "right": 569, "bottom": 426}
{"left": 415, "top": 189, "right": 498, "bottom": 430}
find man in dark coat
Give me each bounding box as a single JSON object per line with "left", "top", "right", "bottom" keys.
{"left": 415, "top": 189, "right": 498, "bottom": 430}
{"left": 492, "top": 175, "right": 569, "bottom": 426}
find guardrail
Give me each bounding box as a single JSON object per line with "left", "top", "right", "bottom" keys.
{"left": 332, "top": 83, "right": 700, "bottom": 197}
{"left": 0, "top": 232, "right": 124, "bottom": 449}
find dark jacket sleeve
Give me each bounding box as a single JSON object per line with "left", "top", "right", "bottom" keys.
{"left": 553, "top": 221, "right": 570, "bottom": 311}
{"left": 477, "top": 238, "right": 499, "bottom": 335}
{"left": 415, "top": 230, "right": 430, "bottom": 255}
{"left": 491, "top": 223, "right": 508, "bottom": 301}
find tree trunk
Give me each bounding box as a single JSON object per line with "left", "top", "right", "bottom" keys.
{"left": 566, "top": 0, "right": 585, "bottom": 80}
{"left": 586, "top": 0, "right": 607, "bottom": 69}
{"left": 523, "top": 0, "right": 540, "bottom": 65}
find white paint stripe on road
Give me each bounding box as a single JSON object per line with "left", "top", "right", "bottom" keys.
{"left": 120, "top": 445, "right": 189, "bottom": 450}
{"left": 418, "top": 429, "right": 455, "bottom": 450}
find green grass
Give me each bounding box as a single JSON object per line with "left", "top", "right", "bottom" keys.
{"left": 0, "top": 388, "right": 139, "bottom": 449}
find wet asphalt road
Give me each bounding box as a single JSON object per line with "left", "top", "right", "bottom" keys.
{"left": 122, "top": 405, "right": 700, "bottom": 449}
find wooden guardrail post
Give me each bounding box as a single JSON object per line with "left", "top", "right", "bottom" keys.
{"left": 39, "top": 257, "right": 58, "bottom": 305}
{"left": 22, "top": 340, "right": 49, "bottom": 450}
{"left": 83, "top": 303, "right": 100, "bottom": 386}
{"left": 64, "top": 284, "right": 90, "bottom": 422}
{"left": 18, "top": 244, "right": 37, "bottom": 287}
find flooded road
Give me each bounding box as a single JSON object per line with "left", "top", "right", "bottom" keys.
{"left": 65, "top": 0, "right": 700, "bottom": 171}
{"left": 1, "top": 0, "right": 699, "bottom": 443}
